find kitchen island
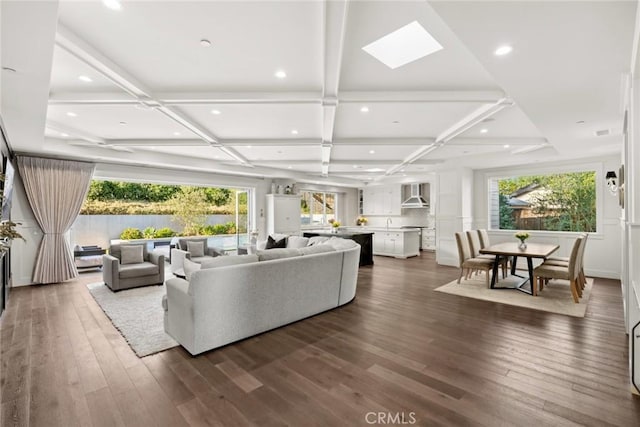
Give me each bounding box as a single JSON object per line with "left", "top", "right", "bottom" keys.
{"left": 356, "top": 227, "right": 421, "bottom": 259}
{"left": 302, "top": 230, "right": 374, "bottom": 266}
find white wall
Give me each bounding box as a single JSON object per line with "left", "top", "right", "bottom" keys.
{"left": 10, "top": 169, "right": 41, "bottom": 286}
{"left": 470, "top": 157, "right": 622, "bottom": 279}
{"left": 436, "top": 167, "right": 474, "bottom": 266}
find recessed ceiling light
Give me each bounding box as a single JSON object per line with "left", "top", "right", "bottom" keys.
{"left": 288, "top": 166, "right": 292, "bottom": 169}
{"left": 215, "top": 155, "right": 220, "bottom": 159}
{"left": 102, "top": 0, "right": 122, "bottom": 11}
{"left": 360, "top": 106, "right": 369, "bottom": 113}
{"left": 481, "top": 117, "right": 495, "bottom": 123}
{"left": 200, "top": 39, "right": 212, "bottom": 48}
{"left": 291, "top": 129, "right": 298, "bottom": 135}
{"left": 119, "top": 121, "right": 127, "bottom": 125}
{"left": 392, "top": 120, "right": 400, "bottom": 124}
{"left": 247, "top": 145, "right": 252, "bottom": 149}
{"left": 402, "top": 174, "right": 407, "bottom": 177}
{"left": 369, "top": 150, "right": 375, "bottom": 154}
{"left": 576, "top": 120, "right": 585, "bottom": 124}
{"left": 503, "top": 144, "right": 510, "bottom": 148}
{"left": 362, "top": 21, "right": 443, "bottom": 69}
{"left": 78, "top": 75, "right": 92, "bottom": 82}
{"left": 480, "top": 128, "right": 488, "bottom": 134}
{"left": 60, "top": 133, "right": 69, "bottom": 137}
{"left": 66, "top": 112, "right": 77, "bottom": 117}
{"left": 494, "top": 45, "right": 513, "bottom": 56}
{"left": 275, "top": 70, "right": 287, "bottom": 79}
{"left": 211, "top": 109, "right": 221, "bottom": 115}
{"left": 277, "top": 150, "right": 282, "bottom": 154}
{"left": 173, "top": 132, "right": 181, "bottom": 136}
{"left": 1, "top": 67, "right": 16, "bottom": 73}
{"left": 400, "top": 169, "right": 405, "bottom": 172}
{"left": 353, "top": 165, "right": 359, "bottom": 168}
{"left": 365, "top": 168, "right": 385, "bottom": 172}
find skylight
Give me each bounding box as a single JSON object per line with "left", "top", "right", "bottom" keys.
{"left": 362, "top": 21, "right": 443, "bottom": 69}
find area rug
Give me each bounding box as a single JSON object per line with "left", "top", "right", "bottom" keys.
{"left": 434, "top": 275, "right": 593, "bottom": 317}
{"left": 86, "top": 282, "right": 178, "bottom": 357}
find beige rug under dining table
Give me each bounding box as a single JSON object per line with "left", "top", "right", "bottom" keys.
{"left": 480, "top": 242, "right": 559, "bottom": 296}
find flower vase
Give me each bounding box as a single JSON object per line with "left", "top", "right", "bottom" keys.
{"left": 518, "top": 240, "right": 527, "bottom": 250}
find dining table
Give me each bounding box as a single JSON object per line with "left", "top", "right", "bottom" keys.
{"left": 479, "top": 242, "right": 560, "bottom": 296}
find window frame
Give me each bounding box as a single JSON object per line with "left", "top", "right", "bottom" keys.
{"left": 299, "top": 190, "right": 339, "bottom": 227}
{"left": 483, "top": 162, "right": 605, "bottom": 237}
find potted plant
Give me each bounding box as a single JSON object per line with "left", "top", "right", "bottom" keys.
{"left": 330, "top": 219, "right": 341, "bottom": 233}
{"left": 515, "top": 231, "right": 530, "bottom": 249}
{"left": 356, "top": 216, "right": 368, "bottom": 226}
{"left": 0, "top": 220, "right": 24, "bottom": 252}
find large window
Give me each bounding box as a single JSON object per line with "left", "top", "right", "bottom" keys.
{"left": 489, "top": 171, "right": 596, "bottom": 232}
{"left": 300, "top": 191, "right": 337, "bottom": 226}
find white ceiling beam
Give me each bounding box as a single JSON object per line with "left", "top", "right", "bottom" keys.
{"left": 252, "top": 159, "right": 433, "bottom": 166}
{"left": 159, "top": 91, "right": 322, "bottom": 105}
{"left": 335, "top": 137, "right": 435, "bottom": 146}
{"left": 154, "top": 105, "right": 219, "bottom": 145}
{"left": 435, "top": 98, "right": 514, "bottom": 143}
{"left": 46, "top": 120, "right": 105, "bottom": 144}
{"left": 104, "top": 137, "right": 442, "bottom": 147}
{"left": 339, "top": 90, "right": 506, "bottom": 103}
{"left": 319, "top": 0, "right": 349, "bottom": 177}
{"left": 384, "top": 98, "right": 514, "bottom": 176}
{"left": 48, "top": 89, "right": 506, "bottom": 106}
{"left": 106, "top": 139, "right": 209, "bottom": 147}
{"left": 447, "top": 137, "right": 548, "bottom": 146}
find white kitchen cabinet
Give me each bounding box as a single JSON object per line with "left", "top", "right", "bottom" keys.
{"left": 266, "top": 194, "right": 301, "bottom": 235}
{"left": 422, "top": 228, "right": 436, "bottom": 251}
{"left": 361, "top": 185, "right": 402, "bottom": 216}
{"left": 372, "top": 229, "right": 420, "bottom": 258}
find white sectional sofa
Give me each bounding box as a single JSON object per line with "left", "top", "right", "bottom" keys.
{"left": 163, "top": 237, "right": 361, "bottom": 355}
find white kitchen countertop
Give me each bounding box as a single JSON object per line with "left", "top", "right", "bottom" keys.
{"left": 346, "top": 227, "right": 421, "bottom": 233}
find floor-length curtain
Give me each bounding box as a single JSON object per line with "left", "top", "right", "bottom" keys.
{"left": 17, "top": 156, "right": 95, "bottom": 284}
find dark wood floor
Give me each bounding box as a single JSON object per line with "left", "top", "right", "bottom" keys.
{"left": 1, "top": 252, "right": 639, "bottom": 426}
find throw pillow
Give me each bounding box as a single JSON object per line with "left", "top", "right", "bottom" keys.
{"left": 265, "top": 235, "right": 286, "bottom": 249}
{"left": 200, "top": 254, "right": 259, "bottom": 269}
{"left": 256, "top": 248, "right": 301, "bottom": 261}
{"left": 187, "top": 241, "right": 205, "bottom": 257}
{"left": 287, "top": 236, "right": 309, "bottom": 249}
{"left": 183, "top": 258, "right": 201, "bottom": 281}
{"left": 120, "top": 245, "right": 143, "bottom": 265}
{"left": 298, "top": 245, "right": 335, "bottom": 256}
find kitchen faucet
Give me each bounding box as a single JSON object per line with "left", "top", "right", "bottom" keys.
{"left": 386, "top": 217, "right": 392, "bottom": 230}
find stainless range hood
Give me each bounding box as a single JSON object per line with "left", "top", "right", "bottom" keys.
{"left": 401, "top": 183, "right": 429, "bottom": 208}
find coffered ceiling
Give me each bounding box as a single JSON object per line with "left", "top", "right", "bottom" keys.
{"left": 0, "top": 1, "right": 635, "bottom": 187}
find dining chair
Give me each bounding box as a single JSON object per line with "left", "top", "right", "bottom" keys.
{"left": 543, "top": 233, "right": 588, "bottom": 293}
{"left": 533, "top": 236, "right": 583, "bottom": 303}
{"left": 455, "top": 232, "right": 495, "bottom": 287}
{"left": 473, "top": 229, "right": 508, "bottom": 279}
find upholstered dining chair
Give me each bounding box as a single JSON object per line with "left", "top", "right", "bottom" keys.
{"left": 533, "top": 236, "right": 583, "bottom": 303}
{"left": 467, "top": 230, "right": 507, "bottom": 279}
{"left": 455, "top": 232, "right": 495, "bottom": 287}
{"left": 543, "top": 233, "right": 588, "bottom": 294}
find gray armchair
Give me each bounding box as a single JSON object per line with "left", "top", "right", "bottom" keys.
{"left": 103, "top": 243, "right": 165, "bottom": 291}
{"left": 170, "top": 237, "right": 224, "bottom": 274}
